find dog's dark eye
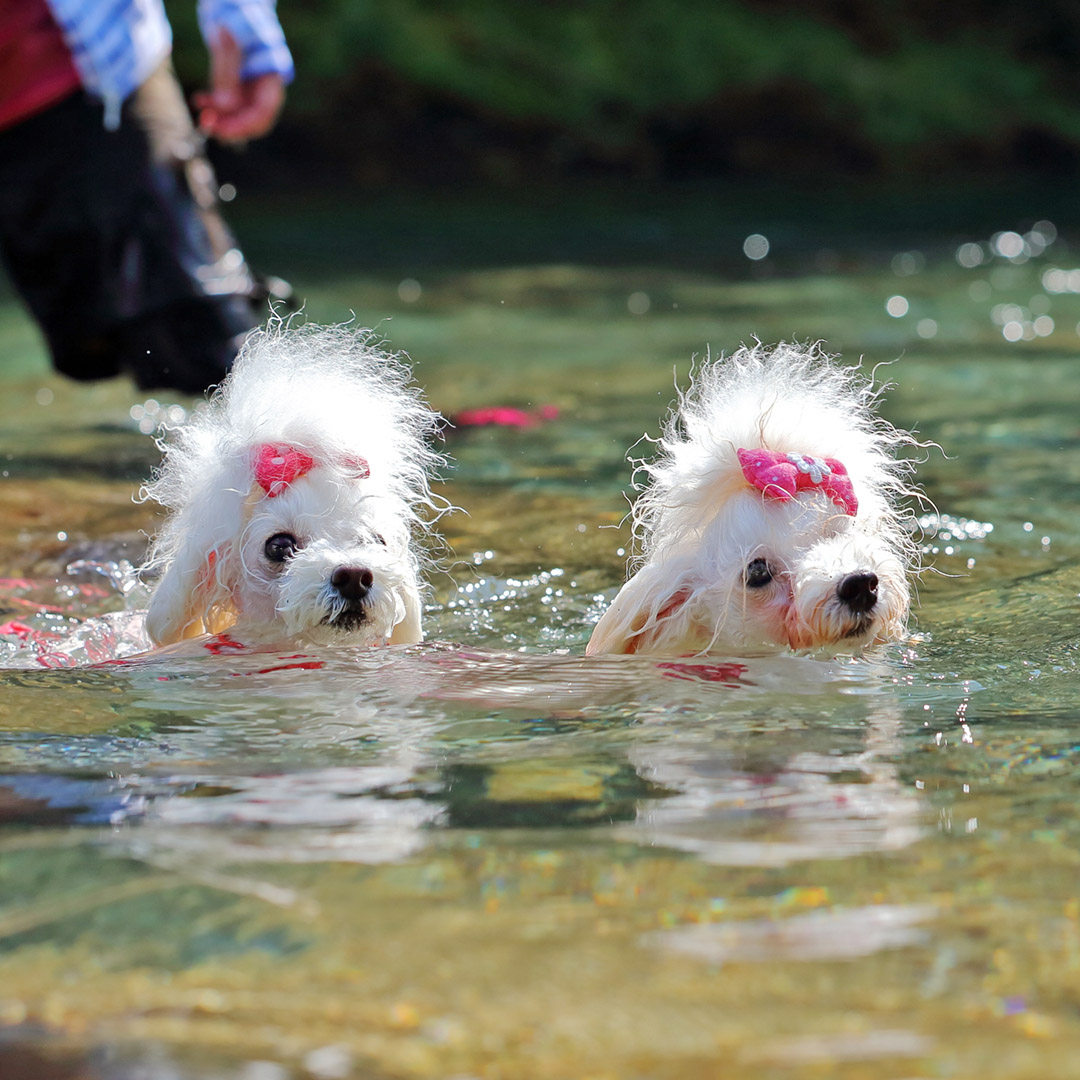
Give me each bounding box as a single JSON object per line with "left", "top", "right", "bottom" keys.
{"left": 374, "top": 533, "right": 387, "bottom": 546}
{"left": 264, "top": 533, "right": 299, "bottom": 563}
{"left": 745, "top": 558, "right": 774, "bottom": 589}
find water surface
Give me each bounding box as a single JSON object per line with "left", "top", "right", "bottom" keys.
{"left": 1, "top": 186, "right": 1079, "bottom": 1079}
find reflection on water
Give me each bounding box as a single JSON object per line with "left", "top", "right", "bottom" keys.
{"left": 3, "top": 190, "right": 1080, "bottom": 1077}
{"left": 644, "top": 903, "right": 935, "bottom": 963}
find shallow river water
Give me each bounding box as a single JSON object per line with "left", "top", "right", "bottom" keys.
{"left": 1, "top": 185, "right": 1080, "bottom": 1079}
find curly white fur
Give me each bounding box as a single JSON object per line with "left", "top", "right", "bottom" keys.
{"left": 587, "top": 342, "right": 920, "bottom": 657}
{"left": 141, "top": 323, "right": 445, "bottom": 648}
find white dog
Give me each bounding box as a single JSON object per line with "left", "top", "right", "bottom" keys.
{"left": 141, "top": 324, "right": 445, "bottom": 649}
{"left": 587, "top": 342, "right": 920, "bottom": 657}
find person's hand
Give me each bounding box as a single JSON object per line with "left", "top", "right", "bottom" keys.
{"left": 192, "top": 28, "right": 285, "bottom": 142}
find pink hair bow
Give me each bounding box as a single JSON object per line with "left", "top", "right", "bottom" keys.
{"left": 253, "top": 443, "right": 370, "bottom": 497}
{"left": 736, "top": 448, "right": 858, "bottom": 516}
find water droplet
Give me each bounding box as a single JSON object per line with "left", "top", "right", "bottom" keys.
{"left": 994, "top": 231, "right": 1025, "bottom": 259}
{"left": 398, "top": 278, "right": 422, "bottom": 303}
{"left": 743, "top": 233, "right": 769, "bottom": 260}
{"left": 892, "top": 250, "right": 924, "bottom": 275}
{"left": 956, "top": 242, "right": 984, "bottom": 268}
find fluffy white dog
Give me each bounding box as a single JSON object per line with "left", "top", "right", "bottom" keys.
{"left": 587, "top": 342, "right": 920, "bottom": 657}
{"left": 141, "top": 324, "right": 444, "bottom": 649}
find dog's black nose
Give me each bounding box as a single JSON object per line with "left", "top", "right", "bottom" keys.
{"left": 837, "top": 571, "right": 878, "bottom": 613}
{"left": 331, "top": 566, "right": 374, "bottom": 602}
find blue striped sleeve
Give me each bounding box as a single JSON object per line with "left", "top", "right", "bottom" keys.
{"left": 46, "top": 0, "right": 172, "bottom": 110}
{"left": 198, "top": 0, "right": 294, "bottom": 84}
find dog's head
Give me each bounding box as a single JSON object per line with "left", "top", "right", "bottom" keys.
{"left": 587, "top": 343, "right": 920, "bottom": 657}
{"left": 142, "top": 325, "right": 444, "bottom": 648}
{"left": 640, "top": 484, "right": 909, "bottom": 655}
{"left": 144, "top": 446, "right": 424, "bottom": 647}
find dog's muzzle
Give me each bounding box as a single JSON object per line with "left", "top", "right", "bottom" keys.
{"left": 325, "top": 565, "right": 374, "bottom": 629}
{"left": 838, "top": 571, "right": 878, "bottom": 636}
{"left": 837, "top": 571, "right": 878, "bottom": 613}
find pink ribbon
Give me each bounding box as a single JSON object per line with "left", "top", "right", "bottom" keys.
{"left": 254, "top": 444, "right": 316, "bottom": 497}
{"left": 737, "top": 448, "right": 858, "bottom": 516}
{"left": 253, "top": 444, "right": 371, "bottom": 497}
{"left": 341, "top": 456, "right": 371, "bottom": 479}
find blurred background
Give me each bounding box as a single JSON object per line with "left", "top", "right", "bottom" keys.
{"left": 6, "top": 0, "right": 1080, "bottom": 380}
{"left": 7, "top": 8, "right": 1080, "bottom": 1079}
{"left": 178, "top": 0, "right": 1080, "bottom": 188}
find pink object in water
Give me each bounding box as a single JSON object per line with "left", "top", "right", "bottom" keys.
{"left": 656, "top": 661, "right": 747, "bottom": 685}
{"left": 737, "top": 448, "right": 858, "bottom": 516}
{"left": 452, "top": 405, "right": 559, "bottom": 429}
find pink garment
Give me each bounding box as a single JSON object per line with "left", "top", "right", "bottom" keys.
{"left": 0, "top": 0, "right": 80, "bottom": 131}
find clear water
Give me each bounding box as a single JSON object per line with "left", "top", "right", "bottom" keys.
{"left": 2, "top": 185, "right": 1080, "bottom": 1078}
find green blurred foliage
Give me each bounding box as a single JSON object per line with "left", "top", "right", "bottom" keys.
{"left": 166, "top": 0, "right": 1080, "bottom": 178}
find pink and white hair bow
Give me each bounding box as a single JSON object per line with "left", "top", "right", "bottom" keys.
{"left": 737, "top": 448, "right": 858, "bottom": 516}
{"left": 253, "top": 443, "right": 370, "bottom": 498}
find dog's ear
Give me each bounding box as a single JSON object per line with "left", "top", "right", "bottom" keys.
{"left": 586, "top": 568, "right": 691, "bottom": 656}
{"left": 145, "top": 543, "right": 239, "bottom": 646}
{"left": 388, "top": 581, "right": 423, "bottom": 645}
